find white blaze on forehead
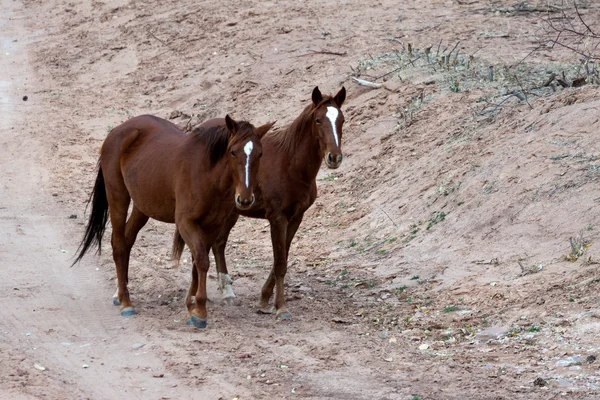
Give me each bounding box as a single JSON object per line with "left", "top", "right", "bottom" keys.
{"left": 243, "top": 141, "right": 254, "bottom": 188}
{"left": 325, "top": 106, "right": 339, "bottom": 147}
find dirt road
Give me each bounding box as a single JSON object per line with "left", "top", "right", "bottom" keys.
{"left": 2, "top": 0, "right": 600, "bottom": 399}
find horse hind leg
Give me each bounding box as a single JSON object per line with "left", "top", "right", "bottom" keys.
{"left": 111, "top": 204, "right": 148, "bottom": 316}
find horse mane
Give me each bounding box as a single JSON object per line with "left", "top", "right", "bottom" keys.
{"left": 189, "top": 121, "right": 255, "bottom": 167}
{"left": 268, "top": 95, "right": 333, "bottom": 154}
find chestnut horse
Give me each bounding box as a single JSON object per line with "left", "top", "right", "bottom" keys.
{"left": 173, "top": 86, "right": 346, "bottom": 319}
{"left": 72, "top": 114, "right": 274, "bottom": 328}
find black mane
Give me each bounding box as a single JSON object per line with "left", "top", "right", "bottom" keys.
{"left": 189, "top": 121, "right": 255, "bottom": 167}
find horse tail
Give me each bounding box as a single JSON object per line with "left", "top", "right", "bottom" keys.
{"left": 171, "top": 228, "right": 186, "bottom": 268}
{"left": 71, "top": 164, "right": 109, "bottom": 266}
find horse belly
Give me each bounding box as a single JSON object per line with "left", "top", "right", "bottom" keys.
{"left": 123, "top": 169, "right": 176, "bottom": 223}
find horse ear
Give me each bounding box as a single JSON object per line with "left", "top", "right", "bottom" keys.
{"left": 225, "top": 114, "right": 238, "bottom": 134}
{"left": 334, "top": 86, "right": 346, "bottom": 107}
{"left": 256, "top": 121, "right": 276, "bottom": 138}
{"left": 312, "top": 86, "right": 323, "bottom": 106}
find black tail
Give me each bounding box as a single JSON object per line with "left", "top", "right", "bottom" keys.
{"left": 171, "top": 228, "right": 185, "bottom": 268}
{"left": 71, "top": 164, "right": 109, "bottom": 266}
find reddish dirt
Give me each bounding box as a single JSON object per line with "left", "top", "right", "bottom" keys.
{"left": 1, "top": 0, "right": 600, "bottom": 399}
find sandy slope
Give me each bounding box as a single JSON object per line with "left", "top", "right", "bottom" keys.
{"left": 1, "top": 0, "right": 599, "bottom": 399}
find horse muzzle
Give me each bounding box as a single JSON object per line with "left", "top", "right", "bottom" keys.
{"left": 325, "top": 152, "right": 343, "bottom": 169}
{"left": 235, "top": 194, "right": 255, "bottom": 210}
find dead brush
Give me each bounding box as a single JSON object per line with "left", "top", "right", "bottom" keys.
{"left": 351, "top": 38, "right": 585, "bottom": 129}
{"left": 566, "top": 231, "right": 592, "bottom": 261}
{"left": 394, "top": 90, "right": 426, "bottom": 130}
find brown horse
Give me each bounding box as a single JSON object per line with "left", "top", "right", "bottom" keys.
{"left": 72, "top": 114, "right": 274, "bottom": 328}
{"left": 173, "top": 86, "right": 346, "bottom": 319}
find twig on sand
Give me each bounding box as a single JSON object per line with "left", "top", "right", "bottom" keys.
{"left": 351, "top": 77, "right": 383, "bottom": 88}
{"left": 379, "top": 207, "right": 399, "bottom": 229}
{"left": 297, "top": 49, "right": 347, "bottom": 57}
{"left": 147, "top": 30, "right": 179, "bottom": 54}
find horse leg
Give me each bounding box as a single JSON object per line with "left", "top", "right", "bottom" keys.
{"left": 178, "top": 218, "right": 211, "bottom": 329}
{"left": 112, "top": 206, "right": 149, "bottom": 309}
{"left": 258, "top": 215, "right": 291, "bottom": 319}
{"left": 105, "top": 183, "right": 134, "bottom": 316}
{"left": 213, "top": 213, "right": 239, "bottom": 305}
{"left": 185, "top": 254, "right": 197, "bottom": 313}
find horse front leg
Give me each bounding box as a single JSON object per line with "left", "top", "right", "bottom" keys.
{"left": 212, "top": 212, "right": 239, "bottom": 305}
{"left": 258, "top": 215, "right": 291, "bottom": 319}
{"left": 186, "top": 254, "right": 197, "bottom": 314}
{"left": 177, "top": 218, "right": 211, "bottom": 329}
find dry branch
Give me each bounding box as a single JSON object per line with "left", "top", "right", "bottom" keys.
{"left": 350, "top": 77, "right": 383, "bottom": 88}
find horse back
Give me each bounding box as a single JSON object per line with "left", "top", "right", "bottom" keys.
{"left": 100, "top": 115, "right": 185, "bottom": 222}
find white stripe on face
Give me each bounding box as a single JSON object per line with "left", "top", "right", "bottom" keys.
{"left": 243, "top": 141, "right": 254, "bottom": 188}
{"left": 325, "top": 106, "right": 339, "bottom": 147}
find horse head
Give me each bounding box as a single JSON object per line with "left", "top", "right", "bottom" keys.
{"left": 224, "top": 115, "right": 275, "bottom": 210}
{"left": 311, "top": 86, "right": 346, "bottom": 169}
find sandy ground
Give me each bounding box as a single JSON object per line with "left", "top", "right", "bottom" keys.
{"left": 1, "top": 0, "right": 600, "bottom": 399}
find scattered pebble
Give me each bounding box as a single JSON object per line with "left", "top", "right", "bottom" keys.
{"left": 418, "top": 343, "right": 429, "bottom": 350}
{"left": 68, "top": 214, "right": 77, "bottom": 219}
{"left": 586, "top": 355, "right": 596, "bottom": 364}
{"left": 34, "top": 363, "right": 46, "bottom": 371}
{"left": 82, "top": 364, "right": 89, "bottom": 369}
{"left": 132, "top": 343, "right": 145, "bottom": 350}
{"left": 22, "top": 95, "right": 28, "bottom": 101}
{"left": 475, "top": 326, "right": 507, "bottom": 341}
{"left": 533, "top": 377, "right": 547, "bottom": 387}
{"left": 555, "top": 356, "right": 582, "bottom": 367}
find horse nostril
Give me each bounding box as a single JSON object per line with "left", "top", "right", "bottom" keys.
{"left": 250, "top": 194, "right": 255, "bottom": 205}
{"left": 236, "top": 195, "right": 242, "bottom": 205}
{"left": 336, "top": 154, "right": 343, "bottom": 164}
{"left": 327, "top": 153, "right": 334, "bottom": 163}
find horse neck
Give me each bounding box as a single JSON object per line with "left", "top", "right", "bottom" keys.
{"left": 282, "top": 110, "right": 324, "bottom": 181}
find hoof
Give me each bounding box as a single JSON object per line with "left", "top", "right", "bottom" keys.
{"left": 277, "top": 312, "right": 292, "bottom": 320}
{"left": 186, "top": 315, "right": 207, "bottom": 329}
{"left": 224, "top": 297, "right": 235, "bottom": 306}
{"left": 257, "top": 307, "right": 273, "bottom": 315}
{"left": 120, "top": 307, "right": 136, "bottom": 317}
{"left": 113, "top": 297, "right": 121, "bottom": 306}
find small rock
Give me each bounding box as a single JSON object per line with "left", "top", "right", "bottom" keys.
{"left": 34, "top": 363, "right": 46, "bottom": 371}
{"left": 132, "top": 343, "right": 145, "bottom": 350}
{"left": 555, "top": 356, "right": 582, "bottom": 367}
{"left": 533, "top": 377, "right": 547, "bottom": 387}
{"left": 475, "top": 326, "right": 507, "bottom": 341}
{"left": 68, "top": 214, "right": 77, "bottom": 219}
{"left": 389, "top": 337, "right": 397, "bottom": 344}
{"left": 586, "top": 355, "right": 596, "bottom": 364}
{"left": 152, "top": 373, "right": 164, "bottom": 378}
{"left": 149, "top": 75, "right": 168, "bottom": 82}
{"left": 22, "top": 95, "right": 28, "bottom": 101}
{"left": 169, "top": 110, "right": 182, "bottom": 119}
{"left": 82, "top": 364, "right": 89, "bottom": 369}
{"left": 418, "top": 343, "right": 429, "bottom": 350}
{"left": 383, "top": 356, "right": 393, "bottom": 362}
{"left": 554, "top": 377, "right": 573, "bottom": 388}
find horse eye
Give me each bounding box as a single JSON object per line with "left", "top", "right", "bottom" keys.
{"left": 315, "top": 119, "right": 321, "bottom": 125}
{"left": 231, "top": 151, "right": 236, "bottom": 156}
{"left": 259, "top": 153, "right": 263, "bottom": 158}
